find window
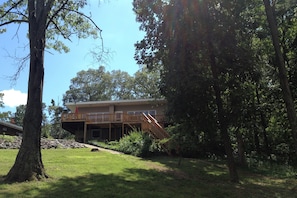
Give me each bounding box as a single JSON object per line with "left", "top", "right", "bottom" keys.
{"left": 127, "top": 110, "right": 156, "bottom": 116}
{"left": 87, "top": 112, "right": 110, "bottom": 122}
{"left": 115, "top": 111, "right": 123, "bottom": 121}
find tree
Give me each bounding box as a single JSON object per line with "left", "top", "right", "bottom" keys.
{"left": 262, "top": 0, "right": 297, "bottom": 154}
{"left": 15, "top": 104, "right": 49, "bottom": 137}
{"left": 63, "top": 66, "right": 162, "bottom": 103}
{"left": 63, "top": 66, "right": 114, "bottom": 102}
{"left": 48, "top": 99, "right": 71, "bottom": 139}
{"left": 0, "top": 93, "right": 3, "bottom": 108}
{"left": 14, "top": 105, "right": 26, "bottom": 127}
{"left": 133, "top": 0, "right": 263, "bottom": 182}
{"left": 0, "top": 0, "right": 101, "bottom": 183}
{"left": 110, "top": 70, "right": 134, "bottom": 100}
{"left": 0, "top": 93, "right": 12, "bottom": 122}
{"left": 133, "top": 68, "right": 163, "bottom": 99}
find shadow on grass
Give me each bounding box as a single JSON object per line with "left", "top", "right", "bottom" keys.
{"left": 145, "top": 156, "right": 297, "bottom": 198}
{"left": 0, "top": 157, "right": 296, "bottom": 198}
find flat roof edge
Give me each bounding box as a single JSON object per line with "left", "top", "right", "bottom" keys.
{"left": 65, "top": 98, "right": 166, "bottom": 107}
{"left": 0, "top": 121, "right": 23, "bottom": 132}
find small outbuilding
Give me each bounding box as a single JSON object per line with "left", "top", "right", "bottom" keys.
{"left": 0, "top": 121, "right": 23, "bottom": 136}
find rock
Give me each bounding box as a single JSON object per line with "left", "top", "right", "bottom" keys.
{"left": 0, "top": 136, "right": 86, "bottom": 149}
{"left": 91, "top": 148, "right": 99, "bottom": 152}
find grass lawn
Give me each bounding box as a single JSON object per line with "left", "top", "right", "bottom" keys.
{"left": 0, "top": 148, "right": 297, "bottom": 198}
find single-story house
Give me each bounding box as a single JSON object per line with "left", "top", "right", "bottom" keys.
{"left": 61, "top": 98, "right": 170, "bottom": 143}
{"left": 0, "top": 120, "right": 23, "bottom": 136}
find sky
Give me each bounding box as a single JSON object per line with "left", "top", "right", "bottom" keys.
{"left": 0, "top": 0, "right": 145, "bottom": 113}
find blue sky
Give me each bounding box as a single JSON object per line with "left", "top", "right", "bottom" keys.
{"left": 0, "top": 0, "right": 144, "bottom": 112}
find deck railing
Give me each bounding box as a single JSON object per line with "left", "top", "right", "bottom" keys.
{"left": 61, "top": 112, "right": 164, "bottom": 124}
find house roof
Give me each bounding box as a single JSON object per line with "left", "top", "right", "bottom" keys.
{"left": 65, "top": 98, "right": 166, "bottom": 112}
{"left": 0, "top": 121, "right": 23, "bottom": 132}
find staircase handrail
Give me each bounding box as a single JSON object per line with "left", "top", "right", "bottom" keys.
{"left": 147, "top": 114, "right": 170, "bottom": 139}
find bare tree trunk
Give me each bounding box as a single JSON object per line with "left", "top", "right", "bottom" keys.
{"left": 236, "top": 129, "right": 247, "bottom": 167}
{"left": 263, "top": 0, "right": 297, "bottom": 154}
{"left": 209, "top": 60, "right": 239, "bottom": 182}
{"left": 203, "top": 2, "right": 239, "bottom": 183}
{"left": 255, "top": 85, "right": 270, "bottom": 155}
{"left": 5, "top": 0, "right": 51, "bottom": 183}
{"left": 253, "top": 123, "right": 261, "bottom": 154}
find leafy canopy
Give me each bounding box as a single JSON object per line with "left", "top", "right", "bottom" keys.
{"left": 0, "top": 0, "right": 100, "bottom": 53}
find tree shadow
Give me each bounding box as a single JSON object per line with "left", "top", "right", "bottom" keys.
{"left": 21, "top": 169, "right": 200, "bottom": 198}
{"left": 1, "top": 157, "right": 296, "bottom": 198}
{"left": 144, "top": 156, "right": 297, "bottom": 197}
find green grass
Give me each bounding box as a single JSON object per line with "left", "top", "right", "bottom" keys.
{"left": 0, "top": 149, "right": 297, "bottom": 198}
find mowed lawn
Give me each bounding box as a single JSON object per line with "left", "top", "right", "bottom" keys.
{"left": 0, "top": 148, "right": 296, "bottom": 198}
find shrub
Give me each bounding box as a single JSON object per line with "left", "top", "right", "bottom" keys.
{"left": 118, "top": 130, "right": 152, "bottom": 157}
{"left": 0, "top": 135, "right": 16, "bottom": 142}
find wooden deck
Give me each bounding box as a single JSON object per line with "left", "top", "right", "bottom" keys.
{"left": 61, "top": 112, "right": 171, "bottom": 154}
{"left": 61, "top": 112, "right": 165, "bottom": 124}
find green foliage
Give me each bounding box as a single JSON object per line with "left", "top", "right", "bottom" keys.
{"left": 0, "top": 111, "right": 12, "bottom": 122}
{"left": 246, "top": 151, "right": 297, "bottom": 178}
{"left": 0, "top": 0, "right": 99, "bottom": 51}
{"left": 118, "top": 131, "right": 152, "bottom": 157}
{"left": 166, "top": 124, "right": 223, "bottom": 158}
{"left": 63, "top": 66, "right": 162, "bottom": 103}
{"left": 0, "top": 93, "right": 3, "bottom": 108}
{"left": 14, "top": 105, "right": 26, "bottom": 127}
{"left": 133, "top": 0, "right": 297, "bottom": 167}
{"left": 0, "top": 135, "right": 16, "bottom": 142}
{"left": 41, "top": 123, "right": 51, "bottom": 138}
{"left": 48, "top": 99, "right": 72, "bottom": 139}
{"left": 88, "top": 140, "right": 120, "bottom": 151}
{"left": 0, "top": 93, "right": 12, "bottom": 122}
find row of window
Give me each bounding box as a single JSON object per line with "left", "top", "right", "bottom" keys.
{"left": 127, "top": 110, "right": 156, "bottom": 116}
{"left": 86, "top": 110, "right": 156, "bottom": 116}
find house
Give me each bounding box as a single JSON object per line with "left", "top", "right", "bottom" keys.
{"left": 0, "top": 120, "right": 23, "bottom": 136}
{"left": 61, "top": 98, "right": 170, "bottom": 143}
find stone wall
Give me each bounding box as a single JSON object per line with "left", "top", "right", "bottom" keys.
{"left": 0, "top": 136, "right": 86, "bottom": 149}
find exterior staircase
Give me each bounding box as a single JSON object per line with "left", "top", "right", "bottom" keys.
{"left": 141, "top": 113, "right": 171, "bottom": 154}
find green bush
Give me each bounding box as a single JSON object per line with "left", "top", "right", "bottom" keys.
{"left": 118, "top": 130, "right": 152, "bottom": 157}
{"left": 0, "top": 135, "right": 16, "bottom": 142}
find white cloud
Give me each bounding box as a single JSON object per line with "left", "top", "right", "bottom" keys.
{"left": 1, "top": 89, "right": 27, "bottom": 108}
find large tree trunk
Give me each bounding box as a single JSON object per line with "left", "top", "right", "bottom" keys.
{"left": 236, "top": 129, "right": 247, "bottom": 168}
{"left": 5, "top": 0, "right": 50, "bottom": 183}
{"left": 210, "top": 61, "right": 239, "bottom": 182}
{"left": 5, "top": 38, "right": 47, "bottom": 183}
{"left": 263, "top": 0, "right": 297, "bottom": 154}
{"left": 255, "top": 85, "right": 270, "bottom": 155}
{"left": 203, "top": 3, "right": 239, "bottom": 183}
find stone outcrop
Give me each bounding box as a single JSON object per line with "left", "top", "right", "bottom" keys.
{"left": 0, "top": 136, "right": 86, "bottom": 149}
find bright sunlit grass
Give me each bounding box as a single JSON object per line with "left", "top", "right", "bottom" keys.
{"left": 0, "top": 148, "right": 296, "bottom": 198}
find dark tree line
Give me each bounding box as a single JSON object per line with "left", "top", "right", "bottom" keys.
{"left": 133, "top": 0, "right": 297, "bottom": 182}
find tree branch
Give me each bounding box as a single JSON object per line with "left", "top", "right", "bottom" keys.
{"left": 0, "top": 0, "right": 25, "bottom": 19}
{"left": 0, "top": 19, "right": 28, "bottom": 27}
{"left": 62, "top": 8, "right": 102, "bottom": 32}
{"left": 62, "top": 7, "right": 106, "bottom": 62}
{"left": 2, "top": 49, "right": 30, "bottom": 84}
{"left": 45, "top": 0, "right": 69, "bottom": 30}
{"left": 51, "top": 19, "right": 72, "bottom": 41}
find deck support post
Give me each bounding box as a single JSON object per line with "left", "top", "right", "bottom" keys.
{"left": 122, "top": 123, "right": 124, "bottom": 138}
{"left": 109, "top": 123, "right": 111, "bottom": 140}
{"left": 83, "top": 122, "right": 87, "bottom": 143}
